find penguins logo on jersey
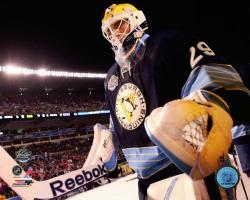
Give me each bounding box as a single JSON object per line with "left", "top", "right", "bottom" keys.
{"left": 115, "top": 83, "right": 146, "bottom": 130}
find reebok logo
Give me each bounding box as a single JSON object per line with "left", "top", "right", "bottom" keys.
{"left": 50, "top": 165, "right": 107, "bottom": 197}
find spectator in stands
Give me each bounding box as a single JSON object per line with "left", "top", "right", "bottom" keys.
{"left": 0, "top": 93, "right": 106, "bottom": 115}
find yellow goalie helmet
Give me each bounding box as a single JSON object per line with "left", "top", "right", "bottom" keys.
{"left": 101, "top": 3, "right": 148, "bottom": 51}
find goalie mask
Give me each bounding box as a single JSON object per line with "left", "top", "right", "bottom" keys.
{"left": 145, "top": 97, "right": 233, "bottom": 180}
{"left": 101, "top": 3, "right": 148, "bottom": 74}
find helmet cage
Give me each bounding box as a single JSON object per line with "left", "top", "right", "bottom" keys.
{"left": 102, "top": 10, "right": 147, "bottom": 51}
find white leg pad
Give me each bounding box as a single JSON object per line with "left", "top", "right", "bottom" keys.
{"left": 147, "top": 173, "right": 210, "bottom": 200}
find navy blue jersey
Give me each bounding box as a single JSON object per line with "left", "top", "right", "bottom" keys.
{"left": 104, "top": 29, "right": 240, "bottom": 178}
{"left": 105, "top": 29, "right": 229, "bottom": 148}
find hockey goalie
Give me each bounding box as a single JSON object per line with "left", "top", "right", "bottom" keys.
{"left": 100, "top": 2, "right": 249, "bottom": 200}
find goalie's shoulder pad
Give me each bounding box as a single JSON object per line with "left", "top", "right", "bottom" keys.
{"left": 145, "top": 99, "right": 233, "bottom": 180}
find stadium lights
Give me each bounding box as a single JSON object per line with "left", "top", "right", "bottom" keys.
{"left": 0, "top": 65, "right": 106, "bottom": 79}
{"left": 37, "top": 68, "right": 48, "bottom": 76}
{"left": 49, "top": 114, "right": 58, "bottom": 117}
{"left": 0, "top": 110, "right": 110, "bottom": 121}
{"left": 4, "top": 116, "right": 13, "bottom": 119}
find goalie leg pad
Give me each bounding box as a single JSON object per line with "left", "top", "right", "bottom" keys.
{"left": 147, "top": 173, "right": 210, "bottom": 200}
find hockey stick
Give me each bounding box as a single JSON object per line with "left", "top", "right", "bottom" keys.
{"left": 232, "top": 147, "right": 249, "bottom": 200}
{"left": 0, "top": 124, "right": 110, "bottom": 200}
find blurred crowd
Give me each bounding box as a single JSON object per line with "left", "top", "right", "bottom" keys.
{"left": 6, "top": 137, "right": 93, "bottom": 180}
{"left": 0, "top": 137, "right": 91, "bottom": 199}
{"left": 0, "top": 93, "right": 106, "bottom": 115}
{"left": 0, "top": 132, "right": 128, "bottom": 199}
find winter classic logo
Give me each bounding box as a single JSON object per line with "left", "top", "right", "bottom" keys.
{"left": 108, "top": 75, "right": 118, "bottom": 91}
{"left": 215, "top": 166, "right": 240, "bottom": 189}
{"left": 115, "top": 83, "right": 146, "bottom": 130}
{"left": 15, "top": 148, "right": 32, "bottom": 163}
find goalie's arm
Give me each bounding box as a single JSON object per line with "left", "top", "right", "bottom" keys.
{"left": 206, "top": 87, "right": 250, "bottom": 146}
{"left": 212, "top": 88, "right": 249, "bottom": 125}
{"left": 182, "top": 63, "right": 250, "bottom": 126}
{"left": 197, "top": 86, "right": 249, "bottom": 146}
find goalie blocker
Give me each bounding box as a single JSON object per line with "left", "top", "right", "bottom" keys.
{"left": 144, "top": 90, "right": 233, "bottom": 180}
